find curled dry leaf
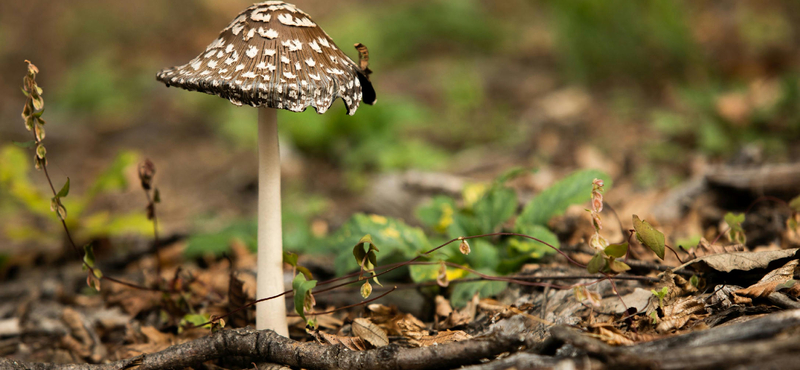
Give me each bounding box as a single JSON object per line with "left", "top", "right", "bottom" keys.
{"left": 309, "top": 330, "right": 367, "bottom": 351}
{"left": 365, "top": 304, "right": 425, "bottom": 338}
{"left": 735, "top": 259, "right": 798, "bottom": 298}
{"left": 440, "top": 293, "right": 479, "bottom": 330}
{"left": 351, "top": 318, "right": 389, "bottom": 348}
{"left": 435, "top": 295, "right": 453, "bottom": 318}
{"left": 436, "top": 261, "right": 449, "bottom": 288}
{"left": 409, "top": 330, "right": 472, "bottom": 347}
{"left": 477, "top": 298, "right": 507, "bottom": 314}
{"left": 657, "top": 296, "right": 708, "bottom": 333}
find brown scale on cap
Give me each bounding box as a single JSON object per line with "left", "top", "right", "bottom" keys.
{"left": 156, "top": 1, "right": 376, "bottom": 115}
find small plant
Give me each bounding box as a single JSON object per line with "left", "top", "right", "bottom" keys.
{"left": 586, "top": 179, "right": 631, "bottom": 274}
{"left": 651, "top": 286, "right": 669, "bottom": 308}
{"left": 352, "top": 235, "right": 382, "bottom": 298}
{"left": 724, "top": 212, "right": 746, "bottom": 245}
{"left": 325, "top": 169, "right": 610, "bottom": 306}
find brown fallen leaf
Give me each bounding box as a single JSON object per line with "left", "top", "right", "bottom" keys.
{"left": 409, "top": 330, "right": 472, "bottom": 347}
{"left": 657, "top": 296, "right": 708, "bottom": 333}
{"left": 118, "top": 326, "right": 176, "bottom": 359}
{"left": 309, "top": 330, "right": 367, "bottom": 351}
{"left": 602, "top": 288, "right": 654, "bottom": 314}
{"left": 435, "top": 296, "right": 452, "bottom": 318}
{"left": 690, "top": 238, "right": 745, "bottom": 258}
{"left": 587, "top": 323, "right": 634, "bottom": 346}
{"left": 677, "top": 248, "right": 799, "bottom": 273}
{"left": 735, "top": 259, "right": 798, "bottom": 298}
{"left": 106, "top": 285, "right": 162, "bottom": 318}
{"left": 477, "top": 298, "right": 506, "bottom": 314}
{"left": 352, "top": 318, "right": 389, "bottom": 348}
{"left": 440, "top": 293, "right": 479, "bottom": 330}
{"left": 365, "top": 304, "right": 425, "bottom": 338}
{"left": 60, "top": 307, "right": 105, "bottom": 362}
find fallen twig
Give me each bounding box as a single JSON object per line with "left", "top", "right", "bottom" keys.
{"left": 0, "top": 316, "right": 531, "bottom": 370}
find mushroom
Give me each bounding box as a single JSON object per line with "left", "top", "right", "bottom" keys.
{"left": 156, "top": 1, "right": 376, "bottom": 336}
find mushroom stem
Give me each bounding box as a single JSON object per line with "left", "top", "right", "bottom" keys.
{"left": 257, "top": 107, "right": 288, "bottom": 336}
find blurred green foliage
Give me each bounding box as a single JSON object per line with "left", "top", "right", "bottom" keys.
{"left": 181, "top": 169, "right": 609, "bottom": 306}
{"left": 548, "top": 0, "right": 697, "bottom": 85}
{"left": 185, "top": 190, "right": 329, "bottom": 258}
{"left": 647, "top": 75, "right": 800, "bottom": 168}
{"left": 0, "top": 145, "right": 152, "bottom": 245}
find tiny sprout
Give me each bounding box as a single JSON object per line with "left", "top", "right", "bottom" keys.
{"left": 458, "top": 237, "right": 471, "bottom": 255}
{"left": 651, "top": 286, "right": 669, "bottom": 308}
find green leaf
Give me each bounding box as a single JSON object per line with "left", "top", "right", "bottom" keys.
{"left": 690, "top": 275, "right": 699, "bottom": 288}
{"left": 352, "top": 234, "right": 379, "bottom": 270}
{"left": 604, "top": 242, "right": 628, "bottom": 258}
{"left": 609, "top": 259, "right": 630, "bottom": 273}
{"left": 35, "top": 144, "right": 46, "bottom": 159}
{"left": 724, "top": 212, "right": 745, "bottom": 231}
{"left": 292, "top": 273, "right": 317, "bottom": 322}
{"left": 463, "top": 239, "right": 500, "bottom": 271}
{"left": 184, "top": 219, "right": 257, "bottom": 258}
{"left": 516, "top": 169, "right": 612, "bottom": 228}
{"left": 331, "top": 214, "right": 430, "bottom": 276}
{"left": 724, "top": 212, "right": 746, "bottom": 244}
{"left": 415, "top": 196, "right": 456, "bottom": 233}
{"left": 633, "top": 215, "right": 665, "bottom": 260}
{"left": 57, "top": 177, "right": 70, "bottom": 198}
{"left": 283, "top": 251, "right": 299, "bottom": 267}
{"left": 505, "top": 224, "right": 559, "bottom": 271}
{"left": 450, "top": 272, "right": 507, "bottom": 307}
{"left": 409, "top": 263, "right": 441, "bottom": 283}
{"left": 296, "top": 266, "right": 312, "bottom": 281}
{"left": 12, "top": 141, "right": 36, "bottom": 149}
{"left": 179, "top": 313, "right": 211, "bottom": 332}
{"left": 88, "top": 151, "right": 138, "bottom": 196}
{"left": 587, "top": 252, "right": 605, "bottom": 274}
{"left": 83, "top": 244, "right": 96, "bottom": 268}
{"left": 494, "top": 167, "right": 528, "bottom": 185}
{"left": 473, "top": 186, "right": 517, "bottom": 233}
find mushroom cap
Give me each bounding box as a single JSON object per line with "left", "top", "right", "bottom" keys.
{"left": 156, "top": 1, "right": 376, "bottom": 115}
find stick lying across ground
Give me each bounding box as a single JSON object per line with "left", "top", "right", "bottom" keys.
{"left": 0, "top": 316, "right": 531, "bottom": 370}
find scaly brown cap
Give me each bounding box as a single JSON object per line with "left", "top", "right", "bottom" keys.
{"left": 156, "top": 1, "right": 376, "bottom": 115}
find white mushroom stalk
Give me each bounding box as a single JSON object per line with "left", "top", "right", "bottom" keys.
{"left": 257, "top": 107, "right": 286, "bottom": 336}
{"left": 156, "top": 1, "right": 375, "bottom": 336}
